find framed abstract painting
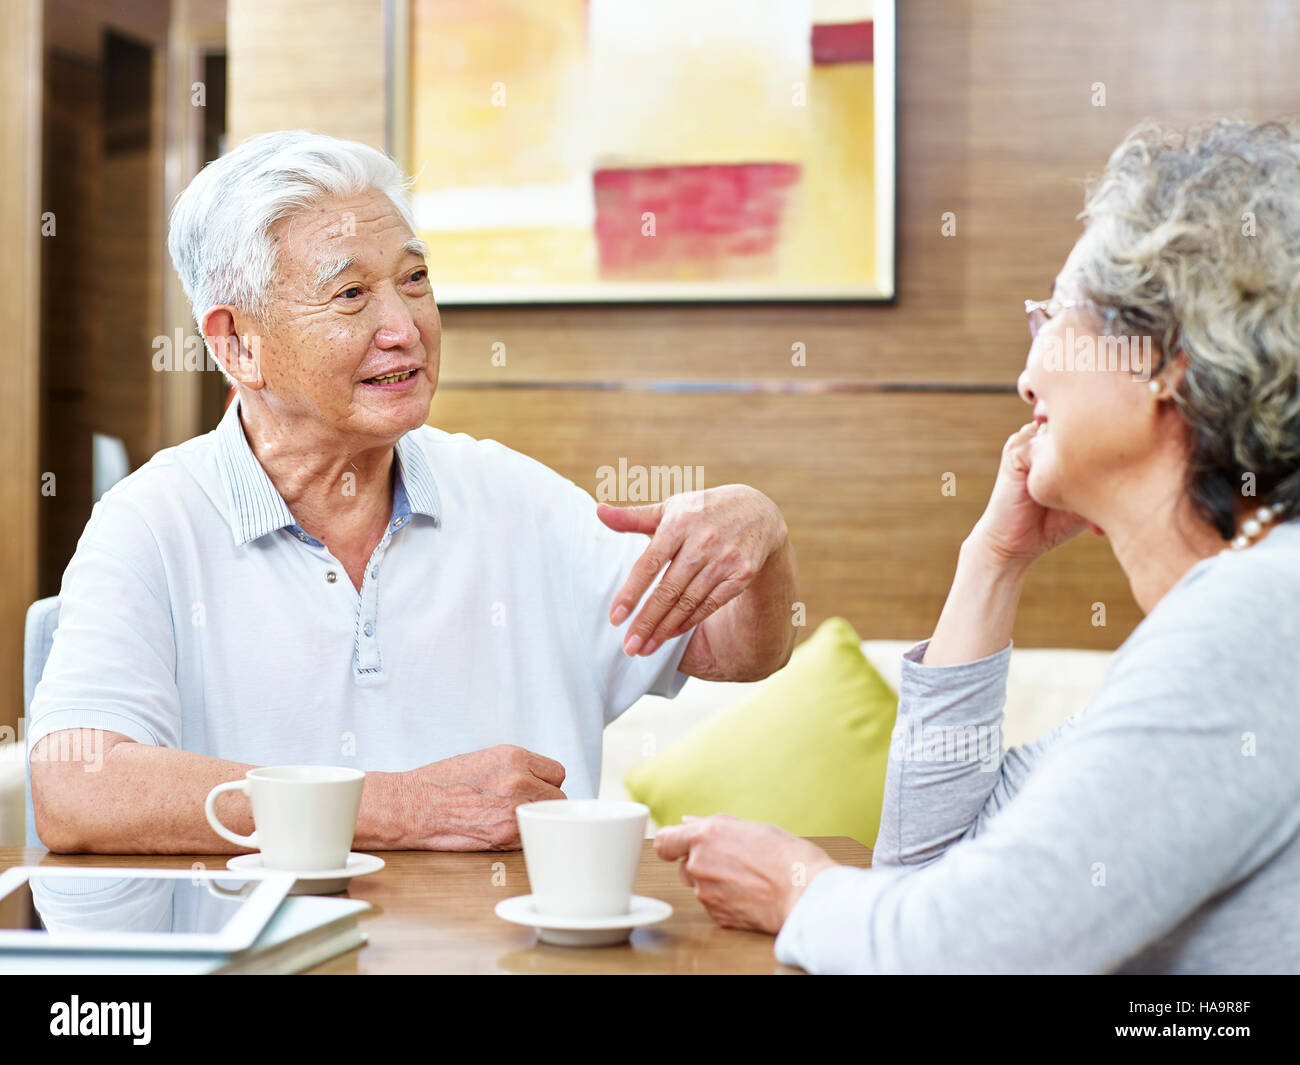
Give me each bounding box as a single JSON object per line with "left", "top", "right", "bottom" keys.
{"left": 388, "top": 0, "right": 896, "bottom": 303}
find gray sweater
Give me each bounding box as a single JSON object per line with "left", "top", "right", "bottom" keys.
{"left": 774, "top": 520, "right": 1300, "bottom": 973}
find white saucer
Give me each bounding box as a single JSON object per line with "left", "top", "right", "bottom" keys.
{"left": 226, "top": 852, "right": 385, "bottom": 895}
{"left": 494, "top": 894, "right": 673, "bottom": 947}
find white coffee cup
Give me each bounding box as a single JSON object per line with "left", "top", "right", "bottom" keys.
{"left": 204, "top": 765, "right": 365, "bottom": 871}
{"left": 516, "top": 799, "right": 648, "bottom": 917}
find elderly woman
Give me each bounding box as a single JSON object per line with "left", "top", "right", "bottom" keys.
{"left": 656, "top": 118, "right": 1300, "bottom": 973}
{"left": 28, "top": 130, "right": 796, "bottom": 854}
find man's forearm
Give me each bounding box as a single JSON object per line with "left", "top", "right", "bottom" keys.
{"left": 32, "top": 733, "right": 412, "bottom": 853}
{"left": 681, "top": 535, "right": 798, "bottom": 682}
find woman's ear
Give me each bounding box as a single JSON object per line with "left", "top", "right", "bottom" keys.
{"left": 1160, "top": 348, "right": 1189, "bottom": 393}
{"left": 1146, "top": 347, "right": 1187, "bottom": 399}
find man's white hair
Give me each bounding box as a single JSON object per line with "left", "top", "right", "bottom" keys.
{"left": 167, "top": 129, "right": 417, "bottom": 349}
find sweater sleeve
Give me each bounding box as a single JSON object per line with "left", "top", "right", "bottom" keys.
{"left": 775, "top": 560, "right": 1300, "bottom": 973}
{"left": 874, "top": 639, "right": 1083, "bottom": 868}
{"left": 874, "top": 639, "right": 1012, "bottom": 867}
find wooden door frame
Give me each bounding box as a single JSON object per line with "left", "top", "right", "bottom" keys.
{"left": 0, "top": 0, "right": 43, "bottom": 734}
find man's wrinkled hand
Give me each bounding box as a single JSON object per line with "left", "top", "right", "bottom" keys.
{"left": 598, "top": 484, "right": 788, "bottom": 656}
{"left": 402, "top": 744, "right": 566, "bottom": 850}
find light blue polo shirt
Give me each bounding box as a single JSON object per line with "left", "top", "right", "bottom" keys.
{"left": 26, "top": 400, "right": 690, "bottom": 842}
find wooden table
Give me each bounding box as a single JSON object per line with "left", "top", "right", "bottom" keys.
{"left": 0, "top": 837, "right": 872, "bottom": 974}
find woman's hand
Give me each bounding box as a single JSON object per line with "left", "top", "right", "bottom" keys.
{"left": 653, "top": 814, "right": 839, "bottom": 934}
{"left": 922, "top": 421, "right": 1101, "bottom": 667}
{"left": 968, "top": 421, "right": 1098, "bottom": 567}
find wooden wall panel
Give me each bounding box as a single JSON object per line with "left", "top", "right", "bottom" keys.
{"left": 98, "top": 148, "right": 163, "bottom": 465}
{"left": 44, "top": 0, "right": 169, "bottom": 58}
{"left": 161, "top": 0, "right": 230, "bottom": 448}
{"left": 39, "top": 27, "right": 169, "bottom": 602}
{"left": 0, "top": 0, "right": 42, "bottom": 731}
{"left": 226, "top": 0, "right": 387, "bottom": 147}
{"left": 39, "top": 52, "right": 98, "bottom": 598}
{"left": 94, "top": 32, "right": 166, "bottom": 468}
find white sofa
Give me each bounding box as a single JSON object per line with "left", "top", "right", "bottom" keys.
{"left": 0, "top": 640, "right": 1114, "bottom": 847}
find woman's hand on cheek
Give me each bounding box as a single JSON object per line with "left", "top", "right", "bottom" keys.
{"left": 653, "top": 814, "right": 839, "bottom": 934}
{"left": 969, "top": 421, "right": 1094, "bottom": 569}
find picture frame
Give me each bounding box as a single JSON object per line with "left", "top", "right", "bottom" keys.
{"left": 386, "top": 0, "right": 896, "bottom": 304}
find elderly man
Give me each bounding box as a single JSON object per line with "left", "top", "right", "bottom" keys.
{"left": 28, "top": 130, "right": 796, "bottom": 854}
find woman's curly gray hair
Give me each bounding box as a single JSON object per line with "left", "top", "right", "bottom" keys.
{"left": 1068, "top": 117, "right": 1300, "bottom": 539}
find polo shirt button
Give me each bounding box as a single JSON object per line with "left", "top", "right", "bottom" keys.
{"left": 364, "top": 622, "right": 374, "bottom": 636}
{"left": 370, "top": 566, "right": 378, "bottom": 578}
{"left": 298, "top": 533, "right": 308, "bottom": 542}
{"left": 325, "top": 571, "right": 338, "bottom": 583}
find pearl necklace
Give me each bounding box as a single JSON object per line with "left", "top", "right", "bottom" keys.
{"left": 1225, "top": 501, "right": 1288, "bottom": 552}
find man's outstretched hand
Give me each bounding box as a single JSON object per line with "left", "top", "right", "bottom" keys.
{"left": 597, "top": 485, "right": 789, "bottom": 657}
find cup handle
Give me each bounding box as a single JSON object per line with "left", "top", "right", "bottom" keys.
{"left": 204, "top": 779, "right": 258, "bottom": 849}
{"left": 207, "top": 880, "right": 256, "bottom": 901}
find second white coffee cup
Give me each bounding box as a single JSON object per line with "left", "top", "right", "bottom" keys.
{"left": 204, "top": 765, "right": 364, "bottom": 871}
{"left": 516, "top": 799, "right": 648, "bottom": 917}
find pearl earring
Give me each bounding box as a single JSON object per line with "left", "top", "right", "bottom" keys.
{"left": 1149, "top": 379, "right": 1163, "bottom": 396}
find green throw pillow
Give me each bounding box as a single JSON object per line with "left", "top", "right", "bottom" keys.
{"left": 625, "top": 616, "right": 898, "bottom": 847}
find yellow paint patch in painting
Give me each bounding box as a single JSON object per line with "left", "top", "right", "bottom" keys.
{"left": 420, "top": 227, "right": 596, "bottom": 286}
{"left": 811, "top": 0, "right": 875, "bottom": 23}
{"left": 409, "top": 0, "right": 589, "bottom": 189}
{"left": 586, "top": 0, "right": 807, "bottom": 167}
{"left": 775, "top": 63, "right": 876, "bottom": 286}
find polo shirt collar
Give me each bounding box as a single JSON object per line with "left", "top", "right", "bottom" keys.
{"left": 215, "top": 398, "right": 441, "bottom": 546}
{"left": 394, "top": 425, "right": 442, "bottom": 522}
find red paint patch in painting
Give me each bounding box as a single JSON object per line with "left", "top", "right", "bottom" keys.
{"left": 592, "top": 163, "right": 801, "bottom": 279}
{"left": 811, "top": 20, "right": 873, "bottom": 64}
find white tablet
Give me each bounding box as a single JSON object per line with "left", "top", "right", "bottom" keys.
{"left": 0, "top": 866, "right": 294, "bottom": 954}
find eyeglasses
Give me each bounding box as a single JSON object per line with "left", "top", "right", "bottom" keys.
{"left": 1024, "top": 297, "right": 1114, "bottom": 339}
